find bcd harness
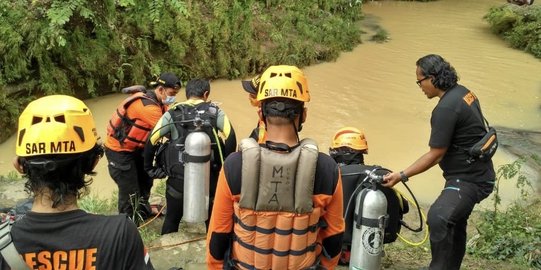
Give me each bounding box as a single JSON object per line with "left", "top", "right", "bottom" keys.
{"left": 107, "top": 92, "right": 163, "bottom": 150}
{"left": 157, "top": 102, "right": 223, "bottom": 178}
{"left": 229, "top": 138, "right": 325, "bottom": 270}
{"left": 0, "top": 221, "right": 30, "bottom": 269}
{"left": 341, "top": 165, "right": 409, "bottom": 244}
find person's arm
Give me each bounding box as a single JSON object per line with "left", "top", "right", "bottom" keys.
{"left": 206, "top": 167, "right": 235, "bottom": 269}
{"left": 318, "top": 168, "right": 345, "bottom": 269}
{"left": 143, "top": 112, "right": 171, "bottom": 177}
{"left": 382, "top": 146, "right": 447, "bottom": 188}
{"left": 384, "top": 104, "right": 454, "bottom": 187}
{"left": 216, "top": 109, "right": 237, "bottom": 157}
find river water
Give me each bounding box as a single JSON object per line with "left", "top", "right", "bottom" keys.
{"left": 1, "top": 0, "right": 539, "bottom": 208}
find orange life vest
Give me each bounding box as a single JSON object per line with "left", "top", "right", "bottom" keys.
{"left": 231, "top": 138, "right": 322, "bottom": 269}
{"left": 107, "top": 92, "right": 160, "bottom": 150}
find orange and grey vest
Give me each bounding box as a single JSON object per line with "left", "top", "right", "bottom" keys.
{"left": 107, "top": 92, "right": 161, "bottom": 150}
{"left": 232, "top": 138, "right": 321, "bottom": 269}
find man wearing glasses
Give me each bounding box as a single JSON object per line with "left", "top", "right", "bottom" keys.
{"left": 383, "top": 54, "right": 495, "bottom": 270}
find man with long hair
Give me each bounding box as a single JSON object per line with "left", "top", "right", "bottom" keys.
{"left": 383, "top": 54, "right": 495, "bottom": 270}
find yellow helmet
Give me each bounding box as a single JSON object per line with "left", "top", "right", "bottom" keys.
{"left": 331, "top": 127, "right": 368, "bottom": 152}
{"left": 16, "top": 95, "right": 99, "bottom": 157}
{"left": 256, "top": 65, "right": 310, "bottom": 103}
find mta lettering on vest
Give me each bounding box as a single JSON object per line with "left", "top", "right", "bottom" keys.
{"left": 230, "top": 138, "right": 323, "bottom": 269}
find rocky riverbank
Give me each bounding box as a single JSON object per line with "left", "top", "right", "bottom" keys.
{"left": 496, "top": 126, "right": 541, "bottom": 191}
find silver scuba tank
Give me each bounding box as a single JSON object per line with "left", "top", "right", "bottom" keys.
{"left": 182, "top": 126, "right": 211, "bottom": 223}
{"left": 121, "top": 85, "right": 146, "bottom": 94}
{"left": 350, "top": 177, "right": 388, "bottom": 270}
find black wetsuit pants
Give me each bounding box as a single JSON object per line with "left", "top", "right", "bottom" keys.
{"left": 105, "top": 148, "right": 153, "bottom": 224}
{"left": 161, "top": 169, "right": 219, "bottom": 235}
{"left": 161, "top": 176, "right": 184, "bottom": 235}
{"left": 427, "top": 179, "right": 493, "bottom": 270}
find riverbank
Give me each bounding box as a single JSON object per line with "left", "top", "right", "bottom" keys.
{"left": 497, "top": 126, "right": 541, "bottom": 191}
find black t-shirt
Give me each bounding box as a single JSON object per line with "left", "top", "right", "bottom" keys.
{"left": 429, "top": 84, "right": 495, "bottom": 182}
{"left": 0, "top": 210, "right": 153, "bottom": 270}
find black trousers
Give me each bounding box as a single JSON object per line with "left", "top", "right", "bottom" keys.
{"left": 161, "top": 169, "right": 219, "bottom": 235}
{"left": 427, "top": 179, "right": 493, "bottom": 270}
{"left": 105, "top": 148, "right": 153, "bottom": 223}
{"left": 161, "top": 176, "right": 184, "bottom": 235}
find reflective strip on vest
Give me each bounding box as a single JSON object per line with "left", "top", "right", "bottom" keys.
{"left": 233, "top": 138, "right": 321, "bottom": 269}
{"left": 232, "top": 204, "right": 322, "bottom": 270}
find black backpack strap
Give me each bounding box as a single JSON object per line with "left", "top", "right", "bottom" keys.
{"left": 0, "top": 221, "right": 30, "bottom": 269}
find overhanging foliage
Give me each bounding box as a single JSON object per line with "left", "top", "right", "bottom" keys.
{"left": 0, "top": 0, "right": 363, "bottom": 142}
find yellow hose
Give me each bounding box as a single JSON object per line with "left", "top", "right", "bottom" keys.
{"left": 212, "top": 128, "right": 224, "bottom": 164}
{"left": 394, "top": 189, "right": 430, "bottom": 246}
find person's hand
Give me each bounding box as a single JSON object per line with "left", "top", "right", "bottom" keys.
{"left": 146, "top": 167, "right": 167, "bottom": 179}
{"left": 382, "top": 171, "right": 401, "bottom": 188}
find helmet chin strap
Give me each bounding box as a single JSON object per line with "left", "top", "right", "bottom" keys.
{"left": 294, "top": 109, "right": 304, "bottom": 142}
{"left": 293, "top": 121, "right": 300, "bottom": 143}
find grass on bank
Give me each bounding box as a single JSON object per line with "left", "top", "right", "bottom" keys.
{"left": 343, "top": 154, "right": 541, "bottom": 269}
{"left": 0, "top": 170, "right": 24, "bottom": 184}
{"left": 468, "top": 156, "right": 541, "bottom": 268}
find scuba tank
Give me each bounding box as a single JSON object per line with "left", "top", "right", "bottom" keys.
{"left": 182, "top": 113, "right": 211, "bottom": 223}
{"left": 350, "top": 169, "right": 388, "bottom": 270}
{"left": 121, "top": 85, "right": 146, "bottom": 94}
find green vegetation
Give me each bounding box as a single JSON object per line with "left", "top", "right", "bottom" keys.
{"left": 370, "top": 27, "right": 389, "bottom": 43}
{"left": 79, "top": 194, "right": 116, "bottom": 215}
{"left": 468, "top": 155, "right": 541, "bottom": 268}
{"left": 484, "top": 4, "right": 541, "bottom": 59}
{"left": 378, "top": 157, "right": 541, "bottom": 269}
{"left": 138, "top": 226, "right": 162, "bottom": 245}
{"left": 0, "top": 171, "right": 24, "bottom": 184}
{"left": 0, "top": 0, "right": 363, "bottom": 142}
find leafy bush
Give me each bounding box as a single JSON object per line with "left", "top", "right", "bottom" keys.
{"left": 371, "top": 27, "right": 389, "bottom": 43}
{"left": 0, "top": 0, "right": 363, "bottom": 142}
{"left": 468, "top": 156, "right": 541, "bottom": 268}
{"left": 0, "top": 93, "right": 33, "bottom": 142}
{"left": 484, "top": 4, "right": 541, "bottom": 58}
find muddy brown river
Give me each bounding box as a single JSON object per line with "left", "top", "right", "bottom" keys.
{"left": 1, "top": 0, "right": 540, "bottom": 208}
